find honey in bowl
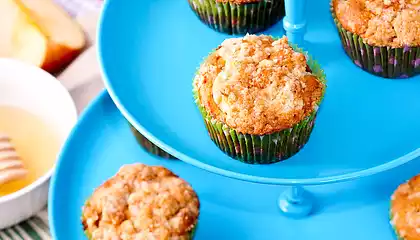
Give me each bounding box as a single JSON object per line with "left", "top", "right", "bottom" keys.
{"left": 0, "top": 132, "right": 28, "bottom": 185}
{"left": 0, "top": 105, "right": 61, "bottom": 197}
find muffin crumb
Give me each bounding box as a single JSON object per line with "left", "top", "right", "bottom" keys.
{"left": 194, "top": 34, "right": 324, "bottom": 135}
{"left": 391, "top": 175, "right": 420, "bottom": 240}
{"left": 333, "top": 0, "right": 420, "bottom": 47}
{"left": 81, "top": 164, "right": 199, "bottom": 240}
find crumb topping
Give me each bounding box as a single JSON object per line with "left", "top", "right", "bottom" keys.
{"left": 391, "top": 175, "right": 420, "bottom": 240}
{"left": 333, "top": 0, "right": 420, "bottom": 47}
{"left": 81, "top": 164, "right": 199, "bottom": 240}
{"left": 194, "top": 35, "right": 324, "bottom": 135}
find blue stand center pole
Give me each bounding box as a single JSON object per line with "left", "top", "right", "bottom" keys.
{"left": 278, "top": 0, "right": 313, "bottom": 218}
{"left": 283, "top": 0, "right": 307, "bottom": 46}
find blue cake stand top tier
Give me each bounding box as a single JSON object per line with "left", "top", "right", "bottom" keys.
{"left": 98, "top": 0, "right": 420, "bottom": 185}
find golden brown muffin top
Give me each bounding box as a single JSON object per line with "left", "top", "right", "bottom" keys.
{"left": 81, "top": 164, "right": 199, "bottom": 240}
{"left": 194, "top": 35, "right": 324, "bottom": 135}
{"left": 333, "top": 0, "right": 420, "bottom": 47}
{"left": 391, "top": 175, "right": 420, "bottom": 240}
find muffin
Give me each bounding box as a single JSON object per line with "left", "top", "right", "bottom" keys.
{"left": 187, "top": 0, "right": 285, "bottom": 35}
{"left": 128, "top": 123, "right": 176, "bottom": 159}
{"left": 82, "top": 164, "right": 200, "bottom": 240}
{"left": 391, "top": 174, "right": 420, "bottom": 240}
{"left": 332, "top": 0, "right": 420, "bottom": 78}
{"left": 193, "top": 34, "right": 326, "bottom": 164}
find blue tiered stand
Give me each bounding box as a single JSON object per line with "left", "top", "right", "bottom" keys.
{"left": 280, "top": 0, "right": 313, "bottom": 218}
{"left": 49, "top": 0, "right": 420, "bottom": 239}
{"left": 283, "top": 0, "right": 307, "bottom": 45}
{"left": 99, "top": 0, "right": 420, "bottom": 214}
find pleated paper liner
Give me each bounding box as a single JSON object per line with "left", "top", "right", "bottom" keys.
{"left": 389, "top": 213, "right": 404, "bottom": 240}
{"left": 331, "top": 4, "right": 420, "bottom": 79}
{"left": 128, "top": 123, "right": 176, "bottom": 159}
{"left": 203, "top": 111, "right": 317, "bottom": 164}
{"left": 85, "top": 226, "right": 196, "bottom": 240}
{"left": 389, "top": 179, "right": 415, "bottom": 240}
{"left": 187, "top": 0, "right": 285, "bottom": 35}
{"left": 84, "top": 231, "right": 92, "bottom": 240}
{"left": 193, "top": 44, "right": 326, "bottom": 164}
{"left": 189, "top": 225, "right": 197, "bottom": 240}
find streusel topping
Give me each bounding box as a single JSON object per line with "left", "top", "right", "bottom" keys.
{"left": 333, "top": 0, "right": 420, "bottom": 47}
{"left": 82, "top": 164, "right": 199, "bottom": 240}
{"left": 194, "top": 35, "right": 324, "bottom": 135}
{"left": 391, "top": 175, "right": 420, "bottom": 240}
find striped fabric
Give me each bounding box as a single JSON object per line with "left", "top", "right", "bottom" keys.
{"left": 0, "top": 0, "right": 102, "bottom": 239}
{"left": 0, "top": 210, "right": 50, "bottom": 240}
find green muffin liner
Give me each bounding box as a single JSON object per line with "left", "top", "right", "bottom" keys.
{"left": 189, "top": 225, "right": 197, "bottom": 239}
{"left": 84, "top": 226, "right": 196, "bottom": 239}
{"left": 202, "top": 109, "right": 317, "bottom": 164}
{"left": 187, "top": 0, "right": 285, "bottom": 35}
{"left": 390, "top": 208, "right": 405, "bottom": 240}
{"left": 193, "top": 44, "right": 326, "bottom": 164}
{"left": 390, "top": 217, "right": 404, "bottom": 240}
{"left": 331, "top": 3, "right": 420, "bottom": 79}
{"left": 128, "top": 123, "right": 176, "bottom": 159}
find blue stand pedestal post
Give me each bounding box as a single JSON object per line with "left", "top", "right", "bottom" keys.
{"left": 278, "top": 186, "right": 314, "bottom": 218}
{"left": 278, "top": 0, "right": 313, "bottom": 218}
{"left": 283, "top": 0, "right": 307, "bottom": 46}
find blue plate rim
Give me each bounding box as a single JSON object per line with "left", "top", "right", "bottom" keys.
{"left": 97, "top": 0, "right": 420, "bottom": 185}
{"left": 47, "top": 90, "right": 415, "bottom": 240}
{"left": 48, "top": 91, "right": 109, "bottom": 239}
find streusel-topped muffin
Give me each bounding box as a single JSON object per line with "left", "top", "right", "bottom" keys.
{"left": 334, "top": 0, "right": 420, "bottom": 47}
{"left": 193, "top": 34, "right": 326, "bottom": 164}
{"left": 332, "top": 0, "right": 420, "bottom": 78}
{"left": 82, "top": 164, "right": 199, "bottom": 240}
{"left": 391, "top": 174, "right": 420, "bottom": 240}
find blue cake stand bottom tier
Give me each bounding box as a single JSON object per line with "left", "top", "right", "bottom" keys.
{"left": 49, "top": 91, "right": 420, "bottom": 240}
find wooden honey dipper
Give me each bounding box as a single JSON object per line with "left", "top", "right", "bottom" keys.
{"left": 0, "top": 132, "right": 28, "bottom": 185}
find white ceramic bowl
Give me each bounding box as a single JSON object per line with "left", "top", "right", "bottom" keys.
{"left": 0, "top": 58, "right": 77, "bottom": 229}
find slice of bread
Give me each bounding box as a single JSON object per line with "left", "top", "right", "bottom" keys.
{"left": 0, "top": 0, "right": 86, "bottom": 73}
